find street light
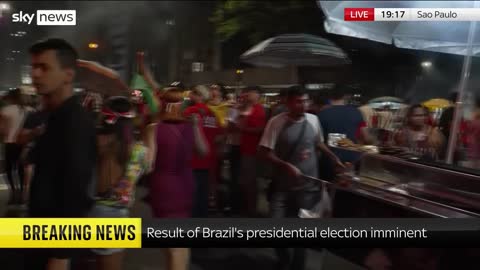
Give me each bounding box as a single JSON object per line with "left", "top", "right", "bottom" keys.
{"left": 88, "top": 43, "right": 99, "bottom": 49}
{"left": 0, "top": 2, "right": 10, "bottom": 18}
{"left": 421, "top": 61, "right": 432, "bottom": 68}
{"left": 0, "top": 2, "right": 10, "bottom": 11}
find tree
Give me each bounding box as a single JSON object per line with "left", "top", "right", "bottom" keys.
{"left": 210, "top": 0, "right": 324, "bottom": 45}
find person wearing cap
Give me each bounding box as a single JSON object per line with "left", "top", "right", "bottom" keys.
{"left": 91, "top": 96, "right": 151, "bottom": 270}
{"left": 183, "top": 85, "right": 221, "bottom": 217}
{"left": 145, "top": 87, "right": 208, "bottom": 270}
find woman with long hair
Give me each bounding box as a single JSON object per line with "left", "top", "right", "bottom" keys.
{"left": 91, "top": 96, "right": 152, "bottom": 270}
{"left": 146, "top": 87, "right": 208, "bottom": 270}
{"left": 394, "top": 104, "right": 444, "bottom": 159}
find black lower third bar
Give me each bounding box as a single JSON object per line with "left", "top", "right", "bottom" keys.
{"left": 141, "top": 218, "right": 480, "bottom": 248}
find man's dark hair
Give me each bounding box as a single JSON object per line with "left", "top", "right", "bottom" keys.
{"left": 407, "top": 104, "right": 429, "bottom": 119}
{"left": 245, "top": 85, "right": 262, "bottom": 93}
{"left": 278, "top": 87, "right": 290, "bottom": 98}
{"left": 330, "top": 84, "right": 350, "bottom": 100}
{"left": 6, "top": 88, "right": 23, "bottom": 106}
{"left": 448, "top": 92, "right": 458, "bottom": 103}
{"left": 29, "top": 38, "right": 78, "bottom": 69}
{"left": 286, "top": 85, "right": 307, "bottom": 100}
{"left": 311, "top": 92, "right": 329, "bottom": 106}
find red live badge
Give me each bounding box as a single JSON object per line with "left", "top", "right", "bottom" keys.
{"left": 344, "top": 8, "right": 375, "bottom": 21}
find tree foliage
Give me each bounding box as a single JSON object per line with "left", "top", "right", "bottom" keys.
{"left": 210, "top": 0, "right": 324, "bottom": 44}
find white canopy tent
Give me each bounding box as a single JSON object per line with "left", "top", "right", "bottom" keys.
{"left": 318, "top": 0, "right": 480, "bottom": 164}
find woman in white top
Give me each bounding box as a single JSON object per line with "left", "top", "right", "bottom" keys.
{"left": 0, "top": 88, "right": 28, "bottom": 205}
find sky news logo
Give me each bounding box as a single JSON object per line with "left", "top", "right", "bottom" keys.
{"left": 12, "top": 10, "right": 76, "bottom": 25}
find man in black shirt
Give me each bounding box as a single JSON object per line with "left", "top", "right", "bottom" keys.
{"left": 27, "top": 39, "right": 97, "bottom": 270}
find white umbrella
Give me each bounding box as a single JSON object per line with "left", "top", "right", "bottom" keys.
{"left": 369, "top": 96, "right": 404, "bottom": 104}
{"left": 318, "top": 0, "right": 480, "bottom": 164}
{"left": 240, "top": 33, "right": 350, "bottom": 68}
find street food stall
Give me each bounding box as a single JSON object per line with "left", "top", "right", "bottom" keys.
{"left": 308, "top": 139, "right": 480, "bottom": 267}
{"left": 315, "top": 0, "right": 480, "bottom": 266}
{"left": 331, "top": 150, "right": 480, "bottom": 218}
{"left": 318, "top": 0, "right": 480, "bottom": 216}
{"left": 318, "top": 0, "right": 480, "bottom": 165}
{"left": 325, "top": 131, "right": 480, "bottom": 218}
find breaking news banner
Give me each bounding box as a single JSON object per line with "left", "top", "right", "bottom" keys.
{"left": 0, "top": 218, "right": 479, "bottom": 248}
{"left": 0, "top": 218, "right": 142, "bottom": 248}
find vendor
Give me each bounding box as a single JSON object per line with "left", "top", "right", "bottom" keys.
{"left": 394, "top": 104, "right": 444, "bottom": 160}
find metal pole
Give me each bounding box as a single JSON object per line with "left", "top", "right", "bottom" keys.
{"left": 446, "top": 12, "right": 477, "bottom": 164}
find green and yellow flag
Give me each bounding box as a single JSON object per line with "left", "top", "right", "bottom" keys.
{"left": 130, "top": 73, "right": 159, "bottom": 114}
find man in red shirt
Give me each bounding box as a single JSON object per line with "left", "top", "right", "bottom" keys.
{"left": 183, "top": 85, "right": 221, "bottom": 217}
{"left": 236, "top": 86, "right": 266, "bottom": 216}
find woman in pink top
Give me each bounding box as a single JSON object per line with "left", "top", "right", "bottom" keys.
{"left": 146, "top": 88, "right": 208, "bottom": 270}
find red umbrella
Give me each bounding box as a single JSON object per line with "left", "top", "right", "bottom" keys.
{"left": 76, "top": 59, "right": 131, "bottom": 97}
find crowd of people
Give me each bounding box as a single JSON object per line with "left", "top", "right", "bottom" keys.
{"left": 0, "top": 37, "right": 477, "bottom": 270}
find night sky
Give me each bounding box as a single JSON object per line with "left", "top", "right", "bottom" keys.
{"left": 0, "top": 1, "right": 479, "bottom": 102}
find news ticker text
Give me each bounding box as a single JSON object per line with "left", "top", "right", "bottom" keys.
{"left": 0, "top": 218, "right": 479, "bottom": 248}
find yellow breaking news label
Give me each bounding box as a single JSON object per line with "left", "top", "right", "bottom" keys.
{"left": 0, "top": 218, "right": 142, "bottom": 248}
